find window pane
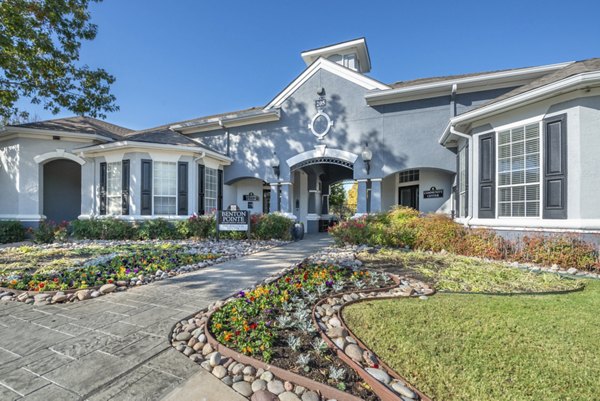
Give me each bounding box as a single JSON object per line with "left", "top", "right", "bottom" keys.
{"left": 496, "top": 123, "right": 540, "bottom": 218}
{"left": 153, "top": 161, "right": 177, "bottom": 214}
{"left": 204, "top": 167, "right": 218, "bottom": 214}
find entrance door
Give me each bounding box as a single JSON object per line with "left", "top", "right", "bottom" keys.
{"left": 43, "top": 159, "right": 81, "bottom": 222}
{"left": 399, "top": 185, "right": 419, "bottom": 210}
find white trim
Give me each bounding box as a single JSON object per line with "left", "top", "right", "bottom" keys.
{"left": 171, "top": 109, "right": 281, "bottom": 134}
{"left": 367, "top": 61, "right": 573, "bottom": 107}
{"left": 465, "top": 218, "right": 600, "bottom": 232}
{"left": 34, "top": 149, "right": 86, "bottom": 165}
{"left": 286, "top": 147, "right": 359, "bottom": 167}
{"left": 76, "top": 140, "right": 232, "bottom": 165}
{"left": 301, "top": 38, "right": 371, "bottom": 73}
{"left": 370, "top": 178, "right": 383, "bottom": 182}
{"left": 449, "top": 70, "right": 600, "bottom": 129}
{"left": 265, "top": 58, "right": 389, "bottom": 110}
{"left": 0, "top": 214, "right": 44, "bottom": 221}
{"left": 79, "top": 214, "right": 190, "bottom": 221}
{"left": 0, "top": 126, "right": 115, "bottom": 143}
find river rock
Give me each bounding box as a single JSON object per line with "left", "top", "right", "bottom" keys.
{"left": 251, "top": 379, "right": 267, "bottom": 392}
{"left": 365, "top": 367, "right": 391, "bottom": 384}
{"left": 267, "top": 379, "right": 284, "bottom": 395}
{"left": 251, "top": 390, "right": 278, "bottom": 401}
{"left": 344, "top": 343, "right": 363, "bottom": 362}
{"left": 279, "top": 392, "right": 301, "bottom": 401}
{"left": 52, "top": 293, "right": 67, "bottom": 303}
{"left": 301, "top": 391, "right": 320, "bottom": 401}
{"left": 175, "top": 332, "right": 191, "bottom": 341}
{"left": 212, "top": 365, "right": 227, "bottom": 379}
{"left": 232, "top": 381, "right": 253, "bottom": 397}
{"left": 99, "top": 283, "right": 116, "bottom": 294}
{"left": 209, "top": 351, "right": 221, "bottom": 367}
{"left": 260, "top": 371, "right": 274, "bottom": 382}
{"left": 391, "top": 380, "right": 417, "bottom": 399}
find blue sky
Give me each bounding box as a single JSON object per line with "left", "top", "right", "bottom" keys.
{"left": 19, "top": 0, "right": 600, "bottom": 130}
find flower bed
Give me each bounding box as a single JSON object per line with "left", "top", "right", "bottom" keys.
{"left": 207, "top": 264, "right": 417, "bottom": 399}
{"left": 0, "top": 244, "right": 218, "bottom": 292}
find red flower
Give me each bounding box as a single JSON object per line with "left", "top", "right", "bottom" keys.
{"left": 53, "top": 278, "right": 59, "bottom": 283}
{"left": 39, "top": 282, "right": 45, "bottom": 289}
{"left": 235, "top": 330, "right": 241, "bottom": 336}
{"left": 285, "top": 277, "right": 291, "bottom": 283}
{"left": 249, "top": 323, "right": 257, "bottom": 330}
{"left": 108, "top": 279, "right": 114, "bottom": 284}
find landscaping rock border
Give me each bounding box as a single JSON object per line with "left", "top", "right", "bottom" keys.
{"left": 0, "top": 239, "right": 286, "bottom": 305}
{"left": 170, "top": 244, "right": 435, "bottom": 401}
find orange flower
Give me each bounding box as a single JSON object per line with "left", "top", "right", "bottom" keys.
{"left": 214, "top": 323, "right": 222, "bottom": 330}
{"left": 223, "top": 332, "right": 232, "bottom": 342}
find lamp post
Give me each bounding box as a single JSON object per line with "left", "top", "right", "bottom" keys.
{"left": 270, "top": 152, "right": 281, "bottom": 211}
{"left": 362, "top": 142, "right": 372, "bottom": 175}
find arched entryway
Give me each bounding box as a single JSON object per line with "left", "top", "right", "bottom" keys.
{"left": 290, "top": 157, "right": 354, "bottom": 233}
{"left": 42, "top": 159, "right": 82, "bottom": 223}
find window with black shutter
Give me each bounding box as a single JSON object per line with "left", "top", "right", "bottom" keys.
{"left": 217, "top": 169, "right": 224, "bottom": 211}
{"left": 99, "top": 162, "right": 107, "bottom": 215}
{"left": 198, "top": 164, "right": 205, "bottom": 215}
{"left": 141, "top": 159, "right": 152, "bottom": 215}
{"left": 543, "top": 114, "right": 567, "bottom": 219}
{"left": 122, "top": 160, "right": 130, "bottom": 215}
{"left": 178, "top": 162, "right": 188, "bottom": 215}
{"left": 478, "top": 133, "right": 495, "bottom": 218}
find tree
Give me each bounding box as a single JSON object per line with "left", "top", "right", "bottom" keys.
{"left": 346, "top": 182, "right": 358, "bottom": 214}
{"left": 328, "top": 182, "right": 346, "bottom": 215}
{"left": 0, "top": 0, "right": 118, "bottom": 122}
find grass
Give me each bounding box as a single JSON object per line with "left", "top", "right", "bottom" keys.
{"left": 358, "top": 249, "right": 583, "bottom": 293}
{"left": 343, "top": 249, "right": 597, "bottom": 400}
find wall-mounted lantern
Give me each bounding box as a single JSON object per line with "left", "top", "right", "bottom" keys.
{"left": 270, "top": 152, "right": 281, "bottom": 180}
{"left": 362, "top": 142, "right": 372, "bottom": 175}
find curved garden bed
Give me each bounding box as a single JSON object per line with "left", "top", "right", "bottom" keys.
{"left": 170, "top": 247, "right": 438, "bottom": 400}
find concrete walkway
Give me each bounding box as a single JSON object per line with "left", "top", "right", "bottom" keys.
{"left": 0, "top": 234, "right": 332, "bottom": 401}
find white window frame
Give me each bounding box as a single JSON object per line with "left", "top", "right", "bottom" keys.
{"left": 204, "top": 167, "right": 218, "bottom": 214}
{"left": 152, "top": 161, "right": 177, "bottom": 215}
{"left": 458, "top": 146, "right": 468, "bottom": 218}
{"left": 495, "top": 119, "right": 543, "bottom": 219}
{"left": 106, "top": 161, "right": 122, "bottom": 216}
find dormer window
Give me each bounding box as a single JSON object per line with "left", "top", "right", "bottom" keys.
{"left": 301, "top": 38, "right": 372, "bottom": 73}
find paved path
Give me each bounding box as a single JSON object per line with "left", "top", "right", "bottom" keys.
{"left": 0, "top": 234, "right": 332, "bottom": 401}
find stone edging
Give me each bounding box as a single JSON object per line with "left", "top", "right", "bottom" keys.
{"left": 312, "top": 279, "right": 433, "bottom": 401}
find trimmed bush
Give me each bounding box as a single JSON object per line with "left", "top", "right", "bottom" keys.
{"left": 71, "top": 218, "right": 134, "bottom": 240}
{"left": 329, "top": 208, "right": 600, "bottom": 271}
{"left": 0, "top": 220, "right": 26, "bottom": 244}
{"left": 177, "top": 214, "right": 215, "bottom": 239}
{"left": 251, "top": 213, "right": 294, "bottom": 241}
{"left": 135, "top": 219, "right": 180, "bottom": 240}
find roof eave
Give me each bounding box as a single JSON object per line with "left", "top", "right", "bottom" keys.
{"left": 170, "top": 109, "right": 281, "bottom": 134}
{"left": 0, "top": 126, "right": 117, "bottom": 143}
{"left": 76, "top": 140, "right": 233, "bottom": 164}
{"left": 366, "top": 61, "right": 573, "bottom": 106}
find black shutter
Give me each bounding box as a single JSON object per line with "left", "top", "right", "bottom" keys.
{"left": 478, "top": 133, "right": 495, "bottom": 218}
{"left": 178, "top": 162, "right": 188, "bottom": 215}
{"left": 198, "top": 164, "right": 205, "bottom": 215}
{"left": 122, "top": 160, "right": 130, "bottom": 215}
{"left": 217, "top": 169, "right": 224, "bottom": 211}
{"left": 141, "top": 159, "right": 152, "bottom": 215}
{"left": 99, "top": 162, "right": 107, "bottom": 215}
{"left": 543, "top": 114, "right": 567, "bottom": 219}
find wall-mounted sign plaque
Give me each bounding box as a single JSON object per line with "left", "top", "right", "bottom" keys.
{"left": 423, "top": 186, "right": 444, "bottom": 198}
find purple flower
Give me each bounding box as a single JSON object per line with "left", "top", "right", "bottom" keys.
{"left": 238, "top": 291, "right": 245, "bottom": 298}
{"left": 326, "top": 280, "right": 334, "bottom": 287}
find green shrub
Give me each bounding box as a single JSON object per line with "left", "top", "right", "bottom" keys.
{"left": 33, "top": 221, "right": 57, "bottom": 244}
{"left": 328, "top": 215, "right": 372, "bottom": 245}
{"left": 136, "top": 219, "right": 180, "bottom": 240}
{"left": 180, "top": 214, "right": 215, "bottom": 239}
{"left": 0, "top": 220, "right": 25, "bottom": 244}
{"left": 514, "top": 234, "right": 599, "bottom": 270}
{"left": 251, "top": 213, "right": 294, "bottom": 241}
{"left": 71, "top": 218, "right": 134, "bottom": 240}
{"left": 410, "top": 213, "right": 466, "bottom": 253}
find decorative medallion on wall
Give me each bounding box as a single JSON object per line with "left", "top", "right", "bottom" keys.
{"left": 308, "top": 89, "right": 334, "bottom": 140}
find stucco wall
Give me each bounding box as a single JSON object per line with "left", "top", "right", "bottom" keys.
{"left": 465, "top": 89, "right": 600, "bottom": 230}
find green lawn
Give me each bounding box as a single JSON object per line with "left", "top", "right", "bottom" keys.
{"left": 344, "top": 280, "right": 600, "bottom": 400}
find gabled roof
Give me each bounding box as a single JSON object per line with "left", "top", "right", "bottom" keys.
{"left": 10, "top": 116, "right": 132, "bottom": 140}
{"left": 300, "top": 37, "right": 372, "bottom": 73}
{"left": 265, "top": 57, "right": 390, "bottom": 110}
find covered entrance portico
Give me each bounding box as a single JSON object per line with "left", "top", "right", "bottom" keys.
{"left": 269, "top": 146, "right": 361, "bottom": 233}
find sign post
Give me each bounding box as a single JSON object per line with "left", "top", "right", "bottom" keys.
{"left": 216, "top": 206, "right": 250, "bottom": 241}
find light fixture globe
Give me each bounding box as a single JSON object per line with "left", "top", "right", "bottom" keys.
{"left": 362, "top": 142, "right": 372, "bottom": 175}
{"left": 270, "top": 153, "right": 280, "bottom": 168}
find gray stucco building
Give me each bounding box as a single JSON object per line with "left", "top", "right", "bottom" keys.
{"left": 1, "top": 38, "right": 598, "bottom": 234}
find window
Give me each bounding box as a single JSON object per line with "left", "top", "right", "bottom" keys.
{"left": 153, "top": 161, "right": 177, "bottom": 215}
{"left": 107, "top": 162, "right": 121, "bottom": 215}
{"left": 458, "top": 147, "right": 468, "bottom": 217}
{"left": 399, "top": 170, "right": 420, "bottom": 184}
{"left": 204, "top": 167, "right": 218, "bottom": 213}
{"left": 497, "top": 123, "right": 540, "bottom": 217}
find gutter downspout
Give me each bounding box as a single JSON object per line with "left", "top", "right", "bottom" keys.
{"left": 450, "top": 83, "right": 457, "bottom": 117}
{"left": 450, "top": 125, "right": 473, "bottom": 228}
{"left": 219, "top": 120, "right": 230, "bottom": 157}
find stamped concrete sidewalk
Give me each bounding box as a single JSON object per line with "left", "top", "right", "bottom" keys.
{"left": 0, "top": 234, "right": 332, "bottom": 401}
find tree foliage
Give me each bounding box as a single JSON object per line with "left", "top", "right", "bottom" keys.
{"left": 328, "top": 182, "right": 346, "bottom": 214}
{"left": 346, "top": 182, "right": 358, "bottom": 214}
{"left": 0, "top": 0, "right": 118, "bottom": 122}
